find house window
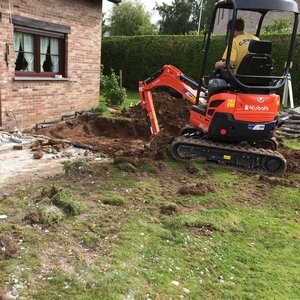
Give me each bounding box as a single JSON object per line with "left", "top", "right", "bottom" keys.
{"left": 14, "top": 31, "right": 64, "bottom": 76}
{"left": 12, "top": 15, "right": 70, "bottom": 78}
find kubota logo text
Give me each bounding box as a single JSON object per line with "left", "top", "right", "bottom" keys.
{"left": 244, "top": 105, "right": 269, "bottom": 111}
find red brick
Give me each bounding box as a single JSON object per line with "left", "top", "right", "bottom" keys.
{"left": 0, "top": 0, "right": 102, "bottom": 130}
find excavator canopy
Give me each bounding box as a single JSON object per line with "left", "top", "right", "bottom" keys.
{"left": 196, "top": 0, "right": 299, "bottom": 97}
{"left": 218, "top": 0, "right": 298, "bottom": 13}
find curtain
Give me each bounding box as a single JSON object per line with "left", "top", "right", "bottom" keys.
{"left": 40, "top": 37, "right": 49, "bottom": 71}
{"left": 50, "top": 38, "right": 59, "bottom": 72}
{"left": 14, "top": 32, "right": 23, "bottom": 64}
{"left": 23, "top": 34, "right": 34, "bottom": 71}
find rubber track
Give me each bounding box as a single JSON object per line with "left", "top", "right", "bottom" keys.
{"left": 170, "top": 136, "right": 287, "bottom": 176}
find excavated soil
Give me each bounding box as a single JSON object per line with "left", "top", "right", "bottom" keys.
{"left": 31, "top": 92, "right": 300, "bottom": 174}
{"left": 32, "top": 92, "right": 191, "bottom": 157}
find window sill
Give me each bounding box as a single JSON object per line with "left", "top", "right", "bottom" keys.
{"left": 14, "top": 77, "right": 70, "bottom": 81}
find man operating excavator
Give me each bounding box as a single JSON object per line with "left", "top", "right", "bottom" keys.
{"left": 215, "top": 18, "right": 259, "bottom": 72}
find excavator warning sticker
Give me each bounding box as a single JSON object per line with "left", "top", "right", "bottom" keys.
{"left": 248, "top": 124, "right": 265, "bottom": 131}
{"left": 184, "top": 90, "right": 196, "bottom": 103}
{"left": 227, "top": 99, "right": 236, "bottom": 108}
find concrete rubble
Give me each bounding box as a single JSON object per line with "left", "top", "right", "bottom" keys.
{"left": 0, "top": 129, "right": 96, "bottom": 160}
{"left": 0, "top": 129, "right": 108, "bottom": 190}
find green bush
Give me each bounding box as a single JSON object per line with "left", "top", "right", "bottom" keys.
{"left": 102, "top": 34, "right": 300, "bottom": 105}
{"left": 100, "top": 68, "right": 127, "bottom": 106}
{"left": 263, "top": 18, "right": 291, "bottom": 34}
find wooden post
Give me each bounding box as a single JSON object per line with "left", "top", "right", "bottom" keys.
{"left": 119, "top": 69, "right": 123, "bottom": 88}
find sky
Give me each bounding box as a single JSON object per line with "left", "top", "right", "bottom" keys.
{"left": 103, "top": 0, "right": 174, "bottom": 23}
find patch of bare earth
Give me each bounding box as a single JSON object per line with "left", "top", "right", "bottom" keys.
{"left": 188, "top": 225, "right": 215, "bottom": 237}
{"left": 0, "top": 235, "right": 19, "bottom": 258}
{"left": 279, "top": 148, "right": 300, "bottom": 174}
{"left": 178, "top": 182, "right": 216, "bottom": 196}
{"left": 31, "top": 92, "right": 191, "bottom": 158}
{"left": 30, "top": 92, "right": 300, "bottom": 175}
{"left": 2, "top": 92, "right": 299, "bottom": 196}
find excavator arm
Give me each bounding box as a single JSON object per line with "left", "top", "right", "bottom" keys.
{"left": 139, "top": 65, "right": 205, "bottom": 139}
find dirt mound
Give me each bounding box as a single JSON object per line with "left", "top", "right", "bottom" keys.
{"left": 0, "top": 235, "right": 19, "bottom": 258}
{"left": 32, "top": 92, "right": 190, "bottom": 157}
{"left": 279, "top": 148, "right": 300, "bottom": 173}
{"left": 123, "top": 92, "right": 191, "bottom": 134}
{"left": 178, "top": 182, "right": 216, "bottom": 196}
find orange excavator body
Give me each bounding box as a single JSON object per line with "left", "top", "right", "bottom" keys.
{"left": 139, "top": 64, "right": 280, "bottom": 143}
{"left": 139, "top": 64, "right": 286, "bottom": 175}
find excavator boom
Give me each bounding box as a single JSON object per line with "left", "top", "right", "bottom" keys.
{"left": 139, "top": 65, "right": 204, "bottom": 139}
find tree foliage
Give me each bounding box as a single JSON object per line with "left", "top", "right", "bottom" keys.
{"left": 156, "top": 0, "right": 196, "bottom": 34}
{"left": 263, "top": 18, "right": 291, "bottom": 34}
{"left": 155, "top": 0, "right": 215, "bottom": 35}
{"left": 201, "top": 0, "right": 216, "bottom": 31}
{"left": 109, "top": 0, "right": 156, "bottom": 36}
{"left": 102, "top": 12, "right": 109, "bottom": 36}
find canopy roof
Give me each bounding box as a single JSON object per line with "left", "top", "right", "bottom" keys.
{"left": 218, "top": 0, "right": 298, "bottom": 13}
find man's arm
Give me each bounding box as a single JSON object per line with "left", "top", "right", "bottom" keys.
{"left": 215, "top": 59, "right": 235, "bottom": 69}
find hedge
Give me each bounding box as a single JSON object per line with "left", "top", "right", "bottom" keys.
{"left": 102, "top": 34, "right": 300, "bottom": 105}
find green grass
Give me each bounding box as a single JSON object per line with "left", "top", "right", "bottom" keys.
{"left": 281, "top": 137, "right": 300, "bottom": 150}
{"left": 0, "top": 157, "right": 299, "bottom": 299}
{"left": 92, "top": 97, "right": 109, "bottom": 114}
{"left": 96, "top": 90, "right": 140, "bottom": 117}
{"left": 120, "top": 90, "right": 140, "bottom": 109}
{"left": 102, "top": 192, "right": 125, "bottom": 206}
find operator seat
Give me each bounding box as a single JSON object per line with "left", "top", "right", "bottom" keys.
{"left": 236, "top": 40, "right": 273, "bottom": 86}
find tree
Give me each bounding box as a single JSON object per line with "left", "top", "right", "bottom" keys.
{"left": 108, "top": 0, "right": 156, "bottom": 36}
{"left": 156, "top": 0, "right": 196, "bottom": 35}
{"left": 200, "top": 0, "right": 215, "bottom": 31}
{"left": 155, "top": 0, "right": 215, "bottom": 35}
{"left": 190, "top": 0, "right": 201, "bottom": 32}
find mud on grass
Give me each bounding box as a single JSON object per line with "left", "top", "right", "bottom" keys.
{"left": 0, "top": 158, "right": 300, "bottom": 299}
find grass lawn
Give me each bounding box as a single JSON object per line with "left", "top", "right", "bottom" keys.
{"left": 96, "top": 90, "right": 140, "bottom": 117}
{"left": 1, "top": 90, "right": 299, "bottom": 298}
{"left": 121, "top": 90, "right": 140, "bottom": 109}
{"left": 0, "top": 152, "right": 299, "bottom": 299}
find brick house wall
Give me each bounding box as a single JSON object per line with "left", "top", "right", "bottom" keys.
{"left": 213, "top": 0, "right": 300, "bottom": 34}
{"left": 0, "top": 0, "right": 103, "bottom": 130}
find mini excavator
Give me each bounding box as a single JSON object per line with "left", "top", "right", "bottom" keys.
{"left": 139, "top": 0, "right": 299, "bottom": 175}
